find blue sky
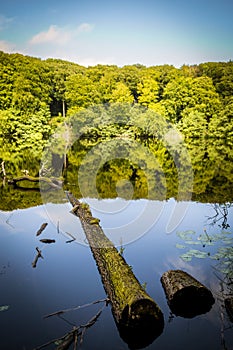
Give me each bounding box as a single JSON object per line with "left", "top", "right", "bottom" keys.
{"left": 0, "top": 0, "right": 232, "bottom": 67}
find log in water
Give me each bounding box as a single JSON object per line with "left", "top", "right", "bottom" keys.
{"left": 161, "top": 269, "right": 215, "bottom": 318}
{"left": 66, "top": 192, "right": 164, "bottom": 349}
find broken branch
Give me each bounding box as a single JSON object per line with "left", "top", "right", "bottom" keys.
{"left": 36, "top": 223, "right": 48, "bottom": 236}
{"left": 44, "top": 298, "right": 108, "bottom": 319}
{"left": 32, "top": 247, "right": 43, "bottom": 268}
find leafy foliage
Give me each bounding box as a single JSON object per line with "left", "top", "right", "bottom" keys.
{"left": 0, "top": 51, "right": 232, "bottom": 208}
{"left": 0, "top": 51, "right": 232, "bottom": 143}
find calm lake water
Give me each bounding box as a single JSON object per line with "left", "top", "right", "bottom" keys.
{"left": 0, "top": 136, "right": 232, "bottom": 349}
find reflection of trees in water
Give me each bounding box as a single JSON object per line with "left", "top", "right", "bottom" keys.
{"left": 1, "top": 128, "right": 233, "bottom": 210}
{"left": 65, "top": 136, "right": 232, "bottom": 202}
{"left": 207, "top": 203, "right": 232, "bottom": 230}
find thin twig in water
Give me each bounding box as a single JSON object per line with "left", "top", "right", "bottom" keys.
{"left": 34, "top": 300, "right": 108, "bottom": 350}
{"left": 81, "top": 308, "right": 103, "bottom": 328}
{"left": 32, "top": 247, "right": 44, "bottom": 268}
{"left": 65, "top": 232, "right": 76, "bottom": 241}
{"left": 44, "top": 298, "right": 108, "bottom": 318}
{"left": 58, "top": 314, "right": 77, "bottom": 328}
{"left": 6, "top": 212, "right": 14, "bottom": 228}
{"left": 33, "top": 327, "right": 79, "bottom": 350}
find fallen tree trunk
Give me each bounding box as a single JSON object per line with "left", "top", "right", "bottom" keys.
{"left": 161, "top": 270, "right": 215, "bottom": 318}
{"left": 66, "top": 192, "right": 164, "bottom": 349}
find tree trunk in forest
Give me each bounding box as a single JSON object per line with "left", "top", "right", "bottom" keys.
{"left": 62, "top": 99, "right": 66, "bottom": 118}
{"left": 66, "top": 192, "right": 164, "bottom": 349}
{"left": 161, "top": 270, "right": 215, "bottom": 318}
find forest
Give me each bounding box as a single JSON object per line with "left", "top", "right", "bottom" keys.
{"left": 0, "top": 50, "right": 232, "bottom": 208}
{"left": 0, "top": 50, "right": 232, "bottom": 159}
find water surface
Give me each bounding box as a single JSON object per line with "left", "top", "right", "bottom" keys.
{"left": 0, "top": 138, "right": 232, "bottom": 349}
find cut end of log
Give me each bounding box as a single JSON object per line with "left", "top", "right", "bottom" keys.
{"left": 161, "top": 270, "right": 215, "bottom": 318}
{"left": 118, "top": 298, "right": 164, "bottom": 349}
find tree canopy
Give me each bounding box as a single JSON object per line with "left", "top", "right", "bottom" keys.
{"left": 0, "top": 50, "right": 232, "bottom": 160}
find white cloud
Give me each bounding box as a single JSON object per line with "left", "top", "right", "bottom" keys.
{"left": 76, "top": 23, "right": 94, "bottom": 34}
{"left": 0, "top": 14, "right": 13, "bottom": 30}
{"left": 29, "top": 25, "right": 70, "bottom": 45}
{"left": 29, "top": 23, "right": 94, "bottom": 45}
{"left": 75, "top": 56, "right": 115, "bottom": 67}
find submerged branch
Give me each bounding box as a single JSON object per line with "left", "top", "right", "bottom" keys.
{"left": 33, "top": 327, "right": 79, "bottom": 350}
{"left": 36, "top": 223, "right": 48, "bottom": 236}
{"left": 44, "top": 298, "right": 108, "bottom": 319}
{"left": 32, "top": 247, "right": 44, "bottom": 268}
{"left": 34, "top": 301, "right": 107, "bottom": 350}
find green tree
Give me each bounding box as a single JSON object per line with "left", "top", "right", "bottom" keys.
{"left": 0, "top": 51, "right": 15, "bottom": 109}
{"left": 46, "top": 58, "right": 84, "bottom": 116}
{"left": 208, "top": 98, "right": 233, "bottom": 139}
{"left": 109, "top": 82, "right": 134, "bottom": 103}
{"left": 198, "top": 61, "right": 233, "bottom": 103}
{"left": 161, "top": 76, "right": 222, "bottom": 124}
{"left": 0, "top": 104, "right": 52, "bottom": 157}
{"left": 137, "top": 77, "right": 159, "bottom": 108}
{"left": 118, "top": 65, "right": 144, "bottom": 102}
{"left": 178, "top": 110, "right": 207, "bottom": 139}
{"left": 65, "top": 73, "right": 101, "bottom": 114}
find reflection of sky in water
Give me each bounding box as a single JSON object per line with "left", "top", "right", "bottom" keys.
{"left": 0, "top": 200, "right": 233, "bottom": 349}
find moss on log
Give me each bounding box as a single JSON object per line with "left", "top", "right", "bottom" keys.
{"left": 66, "top": 192, "right": 164, "bottom": 348}
{"left": 161, "top": 270, "right": 215, "bottom": 318}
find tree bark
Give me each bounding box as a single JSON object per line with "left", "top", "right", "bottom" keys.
{"left": 62, "top": 99, "right": 66, "bottom": 118}
{"left": 161, "top": 270, "right": 215, "bottom": 318}
{"left": 66, "top": 192, "right": 164, "bottom": 348}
